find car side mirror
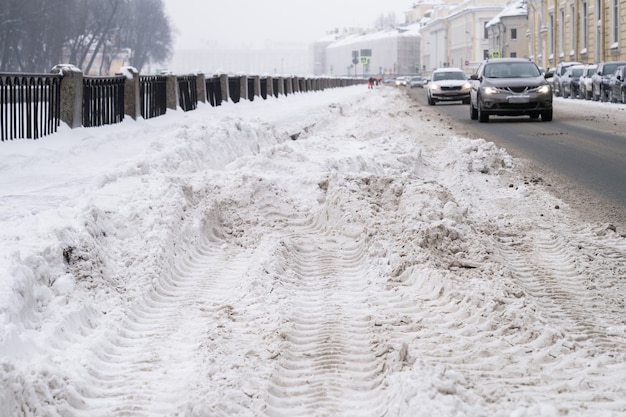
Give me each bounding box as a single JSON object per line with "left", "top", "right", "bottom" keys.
{"left": 469, "top": 74, "right": 479, "bottom": 80}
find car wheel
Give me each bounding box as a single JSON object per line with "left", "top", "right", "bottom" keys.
{"left": 622, "top": 89, "right": 626, "bottom": 104}
{"left": 592, "top": 86, "right": 599, "bottom": 101}
{"left": 563, "top": 88, "right": 569, "bottom": 98}
{"left": 427, "top": 94, "right": 435, "bottom": 105}
{"left": 469, "top": 101, "right": 478, "bottom": 120}
{"left": 477, "top": 98, "right": 489, "bottom": 123}
{"left": 541, "top": 110, "right": 553, "bottom": 122}
{"left": 609, "top": 90, "right": 615, "bottom": 103}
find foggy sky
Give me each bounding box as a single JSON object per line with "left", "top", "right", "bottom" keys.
{"left": 162, "top": 0, "right": 412, "bottom": 50}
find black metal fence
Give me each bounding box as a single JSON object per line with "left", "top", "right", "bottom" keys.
{"left": 228, "top": 76, "right": 242, "bottom": 103}
{"left": 140, "top": 75, "right": 167, "bottom": 119}
{"left": 272, "top": 78, "right": 280, "bottom": 98}
{"left": 82, "top": 76, "right": 125, "bottom": 128}
{"left": 177, "top": 75, "right": 197, "bottom": 112}
{"left": 206, "top": 76, "right": 223, "bottom": 107}
{"left": 1, "top": 70, "right": 366, "bottom": 141}
{"left": 0, "top": 73, "right": 62, "bottom": 141}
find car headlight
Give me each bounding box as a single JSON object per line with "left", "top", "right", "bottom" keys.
{"left": 537, "top": 85, "right": 551, "bottom": 94}
{"left": 482, "top": 86, "right": 499, "bottom": 95}
{"left": 430, "top": 83, "right": 440, "bottom": 90}
{"left": 462, "top": 82, "right": 471, "bottom": 90}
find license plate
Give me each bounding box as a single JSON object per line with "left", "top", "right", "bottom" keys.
{"left": 508, "top": 95, "right": 530, "bottom": 103}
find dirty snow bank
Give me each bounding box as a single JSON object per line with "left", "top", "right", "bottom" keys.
{"left": 1, "top": 86, "right": 625, "bottom": 417}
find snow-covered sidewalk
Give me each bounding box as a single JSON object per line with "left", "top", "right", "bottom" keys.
{"left": 1, "top": 85, "right": 625, "bottom": 417}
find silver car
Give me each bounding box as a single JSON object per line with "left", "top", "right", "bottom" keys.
{"left": 578, "top": 64, "right": 597, "bottom": 100}
{"left": 427, "top": 68, "right": 471, "bottom": 105}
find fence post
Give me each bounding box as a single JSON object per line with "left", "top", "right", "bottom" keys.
{"left": 196, "top": 73, "right": 206, "bottom": 104}
{"left": 51, "top": 64, "right": 83, "bottom": 128}
{"left": 117, "top": 66, "right": 140, "bottom": 120}
{"left": 219, "top": 73, "right": 229, "bottom": 103}
{"left": 166, "top": 74, "right": 179, "bottom": 110}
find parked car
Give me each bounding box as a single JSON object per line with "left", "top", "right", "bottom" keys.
{"left": 561, "top": 64, "right": 586, "bottom": 98}
{"left": 553, "top": 61, "right": 582, "bottom": 97}
{"left": 608, "top": 65, "right": 626, "bottom": 103}
{"left": 591, "top": 61, "right": 626, "bottom": 101}
{"left": 469, "top": 58, "right": 553, "bottom": 122}
{"left": 578, "top": 64, "right": 597, "bottom": 100}
{"left": 409, "top": 76, "right": 425, "bottom": 88}
{"left": 426, "top": 68, "right": 471, "bottom": 105}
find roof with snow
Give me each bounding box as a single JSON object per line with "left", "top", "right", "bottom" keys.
{"left": 487, "top": 0, "right": 527, "bottom": 26}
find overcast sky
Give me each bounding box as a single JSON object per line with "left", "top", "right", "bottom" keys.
{"left": 162, "top": 0, "right": 413, "bottom": 50}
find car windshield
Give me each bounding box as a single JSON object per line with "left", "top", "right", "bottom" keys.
{"left": 433, "top": 72, "right": 465, "bottom": 81}
{"left": 484, "top": 62, "right": 541, "bottom": 78}
{"left": 603, "top": 63, "right": 624, "bottom": 74}
{"left": 584, "top": 67, "right": 597, "bottom": 76}
{"left": 571, "top": 68, "right": 584, "bottom": 76}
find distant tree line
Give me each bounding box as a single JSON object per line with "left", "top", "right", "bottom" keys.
{"left": 0, "top": 0, "right": 173, "bottom": 74}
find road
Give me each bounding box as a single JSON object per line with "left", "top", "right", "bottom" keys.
{"left": 407, "top": 87, "right": 626, "bottom": 229}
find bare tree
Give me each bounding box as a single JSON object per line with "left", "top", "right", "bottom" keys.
{"left": 64, "top": 0, "right": 123, "bottom": 74}
{"left": 0, "top": 0, "right": 68, "bottom": 72}
{"left": 374, "top": 12, "right": 398, "bottom": 30}
{"left": 118, "top": 0, "right": 173, "bottom": 73}
{"left": 0, "top": 0, "right": 172, "bottom": 74}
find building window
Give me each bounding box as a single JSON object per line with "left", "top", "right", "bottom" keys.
{"left": 484, "top": 22, "right": 489, "bottom": 39}
{"left": 510, "top": 52, "right": 517, "bottom": 58}
{"left": 558, "top": 9, "right": 564, "bottom": 56}
{"left": 581, "top": 1, "right": 588, "bottom": 50}
{"left": 595, "top": 0, "right": 602, "bottom": 62}
{"left": 570, "top": 4, "right": 576, "bottom": 55}
{"left": 483, "top": 49, "right": 489, "bottom": 59}
{"left": 549, "top": 13, "right": 555, "bottom": 57}
{"left": 611, "top": 0, "right": 619, "bottom": 45}
{"left": 511, "top": 28, "right": 517, "bottom": 39}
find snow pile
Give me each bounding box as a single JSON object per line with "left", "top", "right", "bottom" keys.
{"left": 1, "top": 85, "right": 625, "bottom": 417}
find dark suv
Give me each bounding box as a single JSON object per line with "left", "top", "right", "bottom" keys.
{"left": 591, "top": 61, "right": 626, "bottom": 102}
{"left": 469, "top": 58, "right": 554, "bottom": 123}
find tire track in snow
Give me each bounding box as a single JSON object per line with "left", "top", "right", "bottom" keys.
{"left": 357, "top": 174, "right": 626, "bottom": 413}
{"left": 70, "top": 206, "right": 258, "bottom": 417}
{"left": 266, "top": 217, "right": 388, "bottom": 417}
{"left": 490, "top": 228, "right": 626, "bottom": 354}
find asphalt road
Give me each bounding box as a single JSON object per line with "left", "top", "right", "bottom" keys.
{"left": 407, "top": 87, "right": 626, "bottom": 229}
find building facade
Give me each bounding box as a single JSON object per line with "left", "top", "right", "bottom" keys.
{"left": 487, "top": 1, "right": 529, "bottom": 60}
{"left": 321, "top": 26, "right": 421, "bottom": 77}
{"left": 418, "top": 0, "right": 511, "bottom": 73}
{"left": 527, "top": 0, "right": 626, "bottom": 70}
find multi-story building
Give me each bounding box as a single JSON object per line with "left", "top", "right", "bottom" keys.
{"left": 419, "top": 0, "right": 511, "bottom": 73}
{"left": 486, "top": 0, "right": 529, "bottom": 60}
{"left": 527, "top": 0, "right": 626, "bottom": 70}
{"left": 320, "top": 25, "right": 422, "bottom": 77}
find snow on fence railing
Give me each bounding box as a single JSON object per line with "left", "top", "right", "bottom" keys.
{"left": 0, "top": 65, "right": 366, "bottom": 141}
